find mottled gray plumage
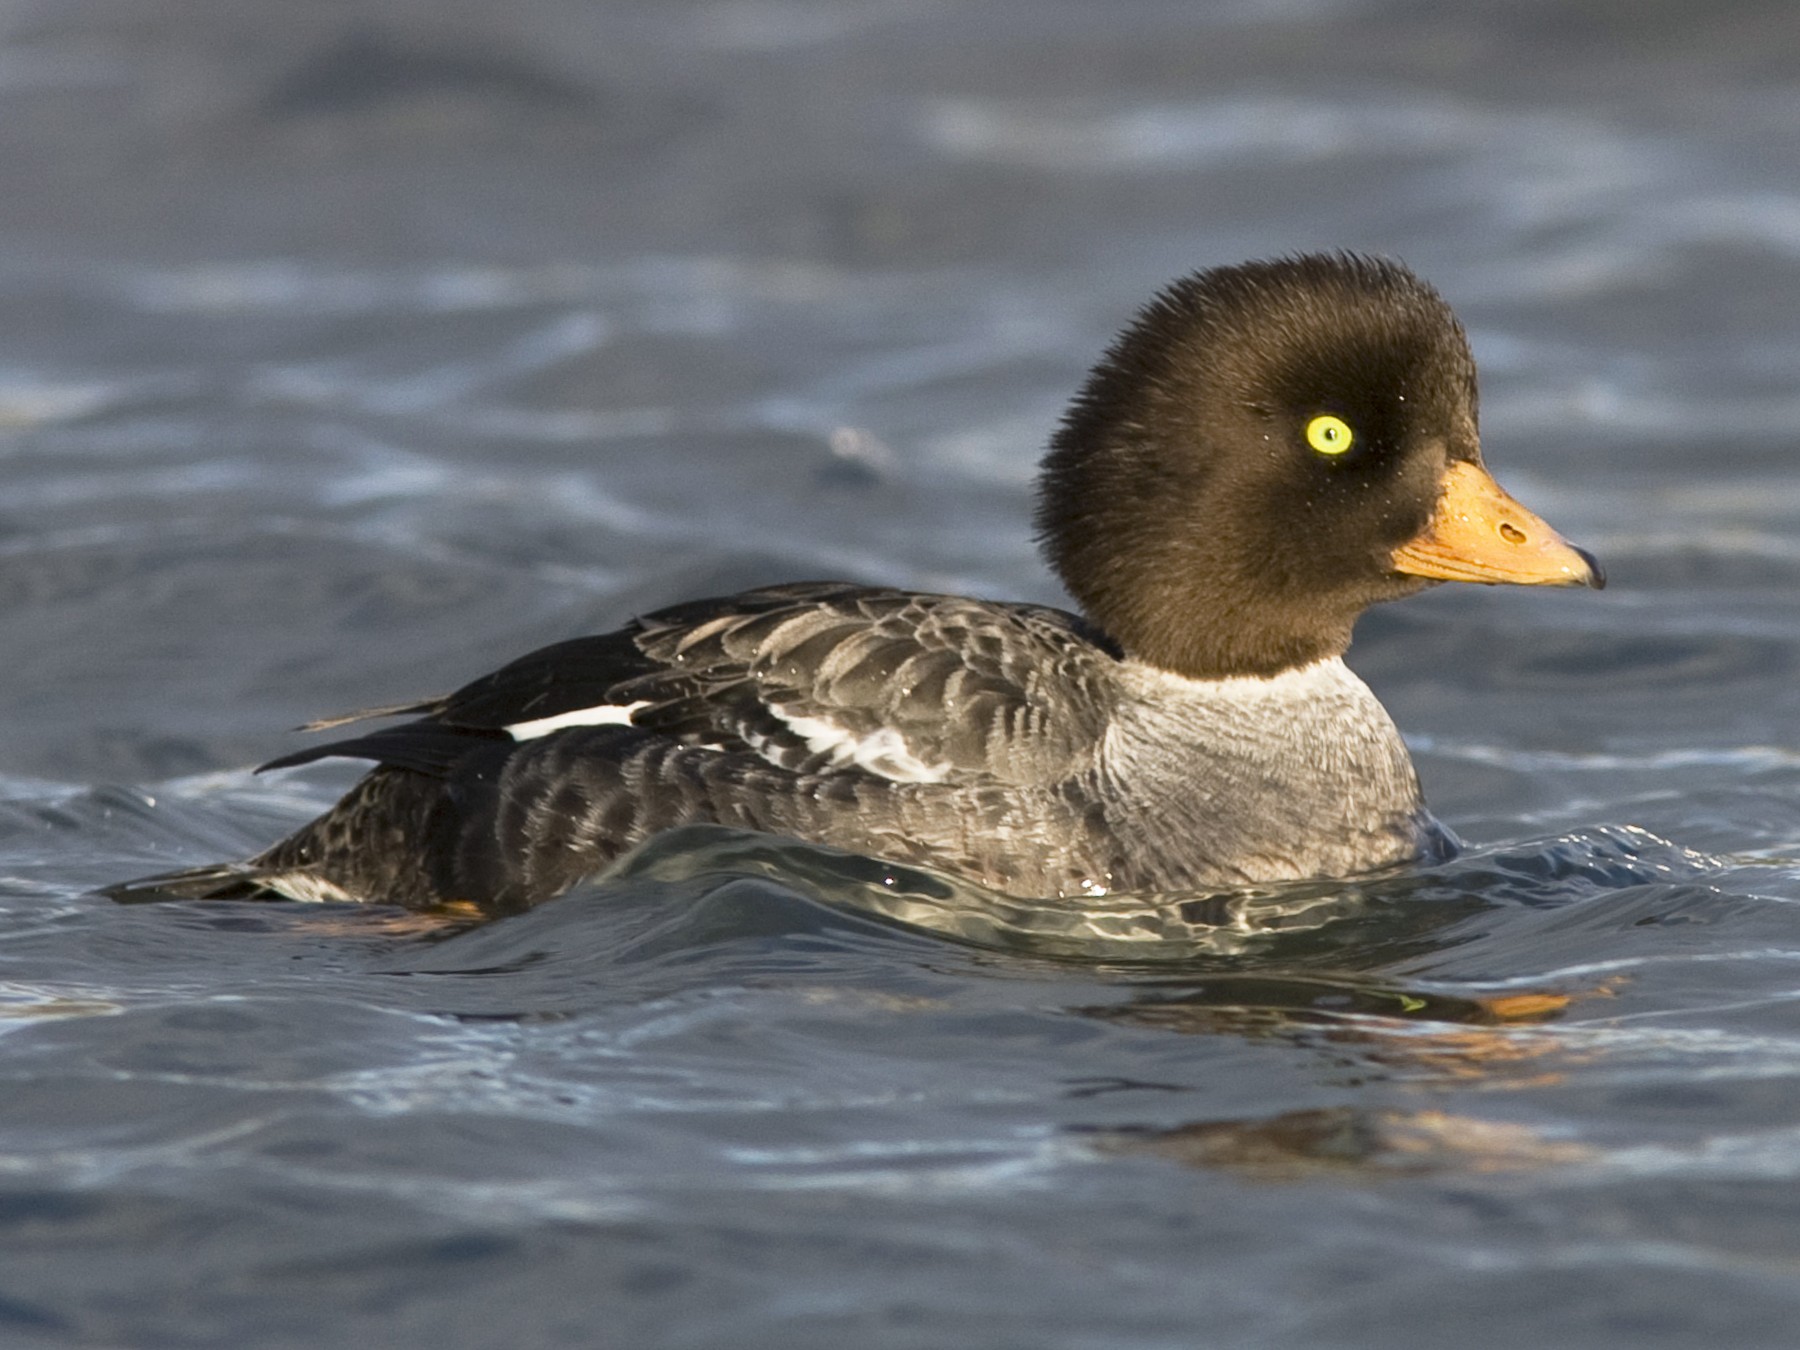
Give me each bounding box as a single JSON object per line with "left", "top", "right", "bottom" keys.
{"left": 235, "top": 584, "right": 1427, "bottom": 909}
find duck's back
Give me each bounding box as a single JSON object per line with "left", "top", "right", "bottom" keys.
{"left": 243, "top": 583, "right": 1142, "bottom": 909}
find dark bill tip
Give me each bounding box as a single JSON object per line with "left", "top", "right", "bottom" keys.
{"left": 1573, "top": 545, "right": 1606, "bottom": 591}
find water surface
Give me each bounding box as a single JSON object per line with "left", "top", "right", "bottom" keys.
{"left": 5, "top": 1, "right": 1800, "bottom": 1346}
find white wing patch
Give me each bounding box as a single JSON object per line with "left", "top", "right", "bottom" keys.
{"left": 506, "top": 700, "right": 650, "bottom": 741}
{"left": 504, "top": 697, "right": 949, "bottom": 782}
{"left": 772, "top": 708, "right": 951, "bottom": 783}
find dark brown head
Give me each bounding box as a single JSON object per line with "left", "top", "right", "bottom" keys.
{"left": 1035, "top": 254, "right": 1599, "bottom": 679}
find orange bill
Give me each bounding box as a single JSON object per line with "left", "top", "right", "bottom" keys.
{"left": 1392, "top": 460, "right": 1603, "bottom": 588}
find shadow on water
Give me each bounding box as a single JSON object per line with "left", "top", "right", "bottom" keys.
{"left": 351, "top": 819, "right": 1718, "bottom": 1017}
{"left": 589, "top": 821, "right": 1712, "bottom": 963}
{"left": 319, "top": 820, "right": 1731, "bottom": 1183}
{"left": 68, "top": 795, "right": 1785, "bottom": 1185}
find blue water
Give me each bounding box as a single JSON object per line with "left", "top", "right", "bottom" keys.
{"left": 6, "top": 1, "right": 1800, "bottom": 1345}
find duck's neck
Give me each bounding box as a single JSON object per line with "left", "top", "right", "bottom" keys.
{"left": 1113, "top": 606, "right": 1356, "bottom": 681}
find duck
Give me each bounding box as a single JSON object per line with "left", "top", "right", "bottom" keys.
{"left": 117, "top": 253, "right": 1601, "bottom": 913}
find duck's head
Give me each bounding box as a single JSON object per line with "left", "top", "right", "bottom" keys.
{"left": 1036, "top": 253, "right": 1601, "bottom": 680}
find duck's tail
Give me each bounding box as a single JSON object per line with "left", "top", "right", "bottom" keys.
{"left": 100, "top": 861, "right": 289, "bottom": 904}
{"left": 102, "top": 766, "right": 440, "bottom": 907}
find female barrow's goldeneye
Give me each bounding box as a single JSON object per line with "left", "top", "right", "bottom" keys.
{"left": 120, "top": 254, "right": 1602, "bottom": 913}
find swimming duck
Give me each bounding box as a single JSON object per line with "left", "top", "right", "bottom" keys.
{"left": 122, "top": 253, "right": 1600, "bottom": 912}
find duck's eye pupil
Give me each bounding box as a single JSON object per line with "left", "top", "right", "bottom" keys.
{"left": 1305, "top": 414, "right": 1354, "bottom": 456}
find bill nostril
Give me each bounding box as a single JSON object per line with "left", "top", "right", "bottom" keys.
{"left": 1498, "top": 521, "right": 1527, "bottom": 544}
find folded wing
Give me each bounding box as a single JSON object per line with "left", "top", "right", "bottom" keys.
{"left": 262, "top": 582, "right": 1121, "bottom": 788}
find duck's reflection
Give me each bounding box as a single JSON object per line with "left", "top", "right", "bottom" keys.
{"left": 1072, "top": 972, "right": 1614, "bottom": 1178}
{"left": 1084, "top": 1105, "right": 1594, "bottom": 1180}
{"left": 1080, "top": 975, "right": 1575, "bottom": 1036}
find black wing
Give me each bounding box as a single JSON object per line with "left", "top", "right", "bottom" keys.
{"left": 263, "top": 582, "right": 1123, "bottom": 786}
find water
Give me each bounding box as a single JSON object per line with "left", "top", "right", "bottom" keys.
{"left": 4, "top": 0, "right": 1800, "bottom": 1344}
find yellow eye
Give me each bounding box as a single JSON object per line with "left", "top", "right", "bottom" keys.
{"left": 1305, "top": 414, "right": 1355, "bottom": 456}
